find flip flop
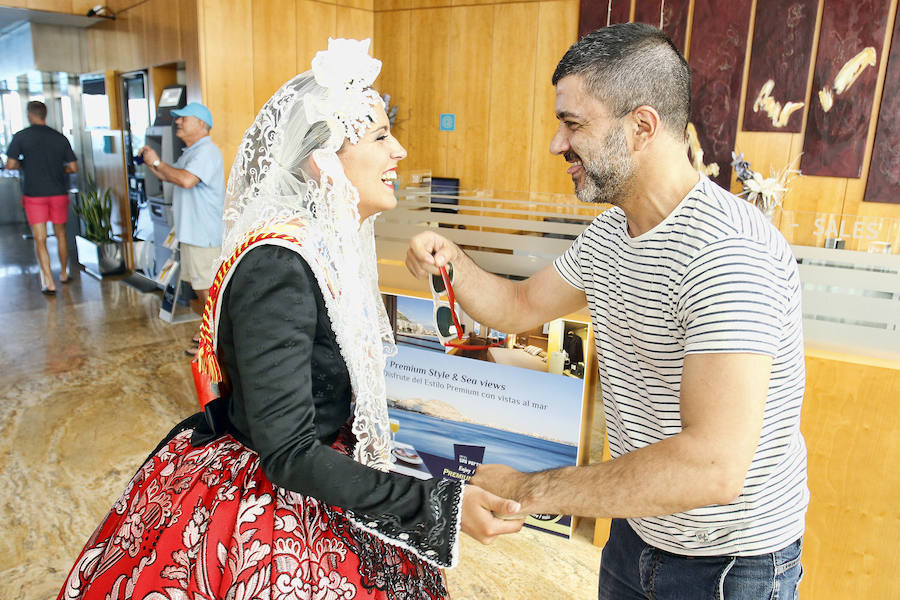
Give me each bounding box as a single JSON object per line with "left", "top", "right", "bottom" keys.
{"left": 184, "top": 346, "right": 199, "bottom": 357}
{"left": 60, "top": 274, "right": 72, "bottom": 284}
{"left": 41, "top": 286, "right": 56, "bottom": 296}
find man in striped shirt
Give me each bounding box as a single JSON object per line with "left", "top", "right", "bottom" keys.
{"left": 406, "top": 23, "right": 807, "bottom": 599}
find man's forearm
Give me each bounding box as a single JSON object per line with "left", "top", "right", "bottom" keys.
{"left": 444, "top": 250, "right": 531, "bottom": 332}
{"left": 510, "top": 433, "right": 747, "bottom": 519}
{"left": 150, "top": 162, "right": 197, "bottom": 188}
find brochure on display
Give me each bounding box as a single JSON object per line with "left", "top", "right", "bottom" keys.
{"left": 382, "top": 293, "right": 589, "bottom": 538}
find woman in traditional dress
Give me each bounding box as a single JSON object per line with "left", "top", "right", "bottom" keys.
{"left": 57, "top": 38, "right": 523, "bottom": 600}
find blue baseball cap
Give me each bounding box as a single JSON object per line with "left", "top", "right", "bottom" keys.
{"left": 172, "top": 102, "right": 213, "bottom": 128}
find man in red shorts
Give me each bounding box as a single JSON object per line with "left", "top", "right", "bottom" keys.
{"left": 4, "top": 100, "right": 78, "bottom": 295}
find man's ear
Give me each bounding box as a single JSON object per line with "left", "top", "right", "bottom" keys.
{"left": 630, "top": 105, "right": 661, "bottom": 152}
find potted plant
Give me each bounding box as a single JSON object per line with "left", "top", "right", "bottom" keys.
{"left": 74, "top": 179, "right": 125, "bottom": 277}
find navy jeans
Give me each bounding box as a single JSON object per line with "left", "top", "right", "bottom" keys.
{"left": 598, "top": 519, "right": 803, "bottom": 600}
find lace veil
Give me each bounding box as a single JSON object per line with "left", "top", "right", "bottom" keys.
{"left": 213, "top": 39, "right": 396, "bottom": 470}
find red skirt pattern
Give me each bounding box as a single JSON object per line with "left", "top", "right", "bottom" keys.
{"left": 58, "top": 428, "right": 448, "bottom": 600}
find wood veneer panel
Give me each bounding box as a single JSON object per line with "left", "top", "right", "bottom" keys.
{"left": 373, "top": 9, "right": 411, "bottom": 143}
{"left": 742, "top": 0, "right": 817, "bottom": 133}
{"left": 297, "top": 1, "right": 336, "bottom": 71}
{"left": 801, "top": 0, "right": 891, "bottom": 178}
{"left": 864, "top": 10, "right": 900, "bottom": 204}
{"left": 578, "top": 0, "right": 630, "bottom": 39}
{"left": 200, "top": 0, "right": 254, "bottom": 170}
{"left": 26, "top": 0, "right": 72, "bottom": 12}
{"left": 336, "top": 6, "right": 374, "bottom": 41}
{"left": 633, "top": 0, "right": 688, "bottom": 53}
{"left": 372, "top": 10, "right": 413, "bottom": 142}
{"left": 251, "top": 0, "right": 297, "bottom": 114}
{"left": 446, "top": 4, "right": 493, "bottom": 190}
{"left": 487, "top": 2, "right": 539, "bottom": 193}
{"left": 406, "top": 7, "right": 451, "bottom": 175}
{"left": 799, "top": 355, "right": 900, "bottom": 600}
{"left": 530, "top": 0, "right": 580, "bottom": 196}
{"left": 687, "top": 0, "right": 752, "bottom": 188}
{"left": 178, "top": 0, "right": 202, "bottom": 103}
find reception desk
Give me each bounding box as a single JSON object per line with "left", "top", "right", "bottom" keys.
{"left": 592, "top": 346, "right": 900, "bottom": 599}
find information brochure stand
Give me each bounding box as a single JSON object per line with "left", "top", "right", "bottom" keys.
{"left": 158, "top": 247, "right": 200, "bottom": 324}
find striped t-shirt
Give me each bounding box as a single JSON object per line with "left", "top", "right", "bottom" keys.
{"left": 554, "top": 176, "right": 808, "bottom": 556}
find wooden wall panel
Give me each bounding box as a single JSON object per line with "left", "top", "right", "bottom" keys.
{"left": 373, "top": 9, "right": 410, "bottom": 142}
{"left": 405, "top": 7, "right": 451, "bottom": 176}
{"left": 486, "top": 2, "right": 539, "bottom": 193}
{"left": 444, "top": 4, "right": 492, "bottom": 188}
{"left": 72, "top": 0, "right": 96, "bottom": 14}
{"left": 687, "top": 0, "right": 752, "bottom": 188}
{"left": 801, "top": 0, "right": 892, "bottom": 178}
{"left": 198, "top": 0, "right": 255, "bottom": 172}
{"left": 252, "top": 0, "right": 298, "bottom": 114}
{"left": 296, "top": 1, "right": 337, "bottom": 73}
{"left": 864, "top": 9, "right": 900, "bottom": 204}
{"left": 742, "top": 0, "right": 818, "bottom": 133}
{"left": 529, "top": 0, "right": 579, "bottom": 197}
{"left": 26, "top": 0, "right": 72, "bottom": 12}
{"left": 336, "top": 6, "right": 374, "bottom": 40}
{"left": 141, "top": 0, "right": 182, "bottom": 68}
{"left": 178, "top": 0, "right": 202, "bottom": 104}
{"left": 799, "top": 353, "right": 900, "bottom": 600}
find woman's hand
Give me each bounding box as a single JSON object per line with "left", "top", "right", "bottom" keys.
{"left": 460, "top": 484, "right": 526, "bottom": 544}
{"left": 406, "top": 231, "right": 461, "bottom": 278}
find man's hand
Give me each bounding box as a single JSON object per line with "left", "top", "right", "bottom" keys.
{"left": 139, "top": 145, "right": 160, "bottom": 166}
{"left": 471, "top": 464, "right": 532, "bottom": 512}
{"left": 460, "top": 484, "right": 525, "bottom": 544}
{"left": 406, "top": 231, "right": 461, "bottom": 278}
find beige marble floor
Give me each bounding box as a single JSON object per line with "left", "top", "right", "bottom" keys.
{"left": 0, "top": 225, "right": 603, "bottom": 599}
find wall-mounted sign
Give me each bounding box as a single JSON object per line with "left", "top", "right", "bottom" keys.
{"left": 439, "top": 113, "right": 455, "bottom": 131}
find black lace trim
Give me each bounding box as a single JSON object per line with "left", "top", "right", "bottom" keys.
{"left": 347, "top": 477, "right": 462, "bottom": 568}
{"left": 324, "top": 501, "right": 453, "bottom": 600}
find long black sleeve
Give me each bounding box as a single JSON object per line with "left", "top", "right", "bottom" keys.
{"left": 209, "top": 245, "right": 461, "bottom": 567}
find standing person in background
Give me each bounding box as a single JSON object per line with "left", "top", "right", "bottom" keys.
{"left": 139, "top": 102, "right": 224, "bottom": 356}
{"left": 4, "top": 100, "right": 78, "bottom": 295}
{"left": 406, "top": 23, "right": 808, "bottom": 599}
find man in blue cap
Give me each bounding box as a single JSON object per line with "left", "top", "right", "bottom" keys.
{"left": 139, "top": 102, "right": 224, "bottom": 356}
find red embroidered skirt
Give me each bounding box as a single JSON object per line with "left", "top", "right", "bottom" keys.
{"left": 57, "top": 427, "right": 448, "bottom": 600}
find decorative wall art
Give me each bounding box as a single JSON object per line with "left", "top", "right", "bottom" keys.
{"left": 633, "top": 0, "right": 690, "bottom": 53}
{"left": 864, "top": 10, "right": 900, "bottom": 204}
{"left": 742, "top": 0, "right": 818, "bottom": 132}
{"left": 686, "top": 0, "right": 753, "bottom": 188}
{"left": 801, "top": 0, "right": 892, "bottom": 178}
{"left": 578, "top": 0, "right": 631, "bottom": 39}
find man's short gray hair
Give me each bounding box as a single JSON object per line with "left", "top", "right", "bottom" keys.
{"left": 552, "top": 23, "right": 691, "bottom": 137}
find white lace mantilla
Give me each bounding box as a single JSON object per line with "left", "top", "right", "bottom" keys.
{"left": 214, "top": 53, "right": 395, "bottom": 471}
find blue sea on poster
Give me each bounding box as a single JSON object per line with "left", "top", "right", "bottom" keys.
{"left": 388, "top": 408, "right": 578, "bottom": 472}
{"left": 385, "top": 344, "right": 584, "bottom": 445}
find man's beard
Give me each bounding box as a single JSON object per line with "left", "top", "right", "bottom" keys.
{"left": 573, "top": 124, "right": 634, "bottom": 205}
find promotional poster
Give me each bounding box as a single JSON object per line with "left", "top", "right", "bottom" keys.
{"left": 383, "top": 293, "right": 589, "bottom": 537}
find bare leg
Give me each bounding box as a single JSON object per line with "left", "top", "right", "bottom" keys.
{"left": 193, "top": 287, "right": 209, "bottom": 339}
{"left": 32, "top": 222, "right": 55, "bottom": 292}
{"left": 185, "top": 287, "right": 209, "bottom": 355}
{"left": 52, "top": 222, "right": 69, "bottom": 280}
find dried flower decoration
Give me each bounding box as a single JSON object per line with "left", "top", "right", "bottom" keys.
{"left": 731, "top": 152, "right": 802, "bottom": 220}
{"left": 306, "top": 38, "right": 385, "bottom": 146}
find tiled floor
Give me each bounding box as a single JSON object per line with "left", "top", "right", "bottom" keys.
{"left": 0, "top": 224, "right": 603, "bottom": 599}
